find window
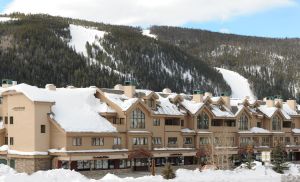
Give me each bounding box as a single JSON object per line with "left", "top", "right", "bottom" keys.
{"left": 262, "top": 137, "right": 270, "bottom": 146}
{"left": 168, "top": 137, "right": 177, "bottom": 145}
{"left": 181, "top": 120, "right": 184, "bottom": 127}
{"left": 40, "top": 125, "right": 46, "bottom": 133}
{"left": 130, "top": 109, "right": 145, "bottom": 129}
{"left": 9, "top": 137, "right": 14, "bottom": 145}
{"left": 240, "top": 137, "right": 251, "bottom": 146}
{"left": 200, "top": 137, "right": 210, "bottom": 145}
{"left": 4, "top": 117, "right": 8, "bottom": 124}
{"left": 239, "top": 114, "right": 248, "bottom": 130}
{"left": 285, "top": 137, "right": 290, "bottom": 145}
{"left": 114, "top": 137, "right": 121, "bottom": 145}
{"left": 9, "top": 117, "right": 13, "bottom": 124}
{"left": 184, "top": 137, "right": 192, "bottom": 145}
{"left": 72, "top": 137, "right": 82, "bottom": 146}
{"left": 153, "top": 119, "right": 160, "bottom": 126}
{"left": 147, "top": 99, "right": 155, "bottom": 108}
{"left": 92, "top": 137, "right": 104, "bottom": 146}
{"left": 272, "top": 116, "right": 281, "bottom": 131}
{"left": 214, "top": 137, "right": 220, "bottom": 146}
{"left": 152, "top": 137, "right": 162, "bottom": 145}
{"left": 283, "top": 121, "right": 292, "bottom": 128}
{"left": 165, "top": 119, "right": 180, "bottom": 125}
{"left": 0, "top": 116, "right": 2, "bottom": 122}
{"left": 77, "top": 160, "right": 90, "bottom": 170}
{"left": 112, "top": 117, "right": 124, "bottom": 125}
{"left": 257, "top": 122, "right": 262, "bottom": 128}
{"left": 4, "top": 137, "right": 8, "bottom": 145}
{"left": 132, "top": 137, "right": 148, "bottom": 145}
{"left": 95, "top": 160, "right": 108, "bottom": 169}
{"left": 294, "top": 137, "right": 299, "bottom": 145}
{"left": 197, "top": 113, "right": 209, "bottom": 129}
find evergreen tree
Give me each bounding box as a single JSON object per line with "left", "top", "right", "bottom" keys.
{"left": 271, "top": 144, "right": 289, "bottom": 174}
{"left": 244, "top": 145, "right": 255, "bottom": 169}
{"left": 162, "top": 163, "right": 176, "bottom": 180}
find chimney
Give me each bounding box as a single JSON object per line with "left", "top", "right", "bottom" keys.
{"left": 114, "top": 84, "right": 123, "bottom": 90}
{"left": 123, "top": 81, "right": 135, "bottom": 98}
{"left": 45, "top": 84, "right": 56, "bottom": 91}
{"left": 287, "top": 99, "right": 297, "bottom": 111}
{"left": 221, "top": 92, "right": 231, "bottom": 108}
{"left": 1, "top": 79, "right": 13, "bottom": 88}
{"left": 192, "top": 90, "right": 204, "bottom": 103}
{"left": 266, "top": 97, "right": 274, "bottom": 107}
{"left": 204, "top": 92, "right": 212, "bottom": 98}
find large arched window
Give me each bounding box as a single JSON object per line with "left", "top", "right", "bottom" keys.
{"left": 239, "top": 114, "right": 248, "bottom": 130}
{"left": 272, "top": 115, "right": 281, "bottom": 131}
{"left": 197, "top": 113, "right": 209, "bottom": 129}
{"left": 130, "top": 108, "right": 145, "bottom": 128}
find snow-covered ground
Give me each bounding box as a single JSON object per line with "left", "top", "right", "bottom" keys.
{"left": 215, "top": 67, "right": 255, "bottom": 99}
{"left": 68, "top": 24, "right": 106, "bottom": 57}
{"left": 0, "top": 17, "right": 15, "bottom": 23}
{"left": 142, "top": 29, "right": 157, "bottom": 39}
{"left": 0, "top": 162, "right": 299, "bottom": 182}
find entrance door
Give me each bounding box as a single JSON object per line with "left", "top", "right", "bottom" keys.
{"left": 134, "top": 158, "right": 149, "bottom": 171}
{"left": 9, "top": 159, "right": 15, "bottom": 169}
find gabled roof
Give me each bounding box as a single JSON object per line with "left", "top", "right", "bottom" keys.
{"left": 180, "top": 99, "right": 205, "bottom": 115}
{"left": 154, "top": 94, "right": 184, "bottom": 116}
{"left": 2, "top": 84, "right": 117, "bottom": 133}
{"left": 104, "top": 92, "right": 139, "bottom": 111}
{"left": 209, "top": 104, "right": 234, "bottom": 118}
{"left": 258, "top": 105, "right": 291, "bottom": 120}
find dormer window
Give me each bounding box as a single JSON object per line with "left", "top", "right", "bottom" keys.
{"left": 147, "top": 99, "right": 155, "bottom": 108}
{"left": 272, "top": 115, "right": 281, "bottom": 131}
{"left": 239, "top": 114, "right": 248, "bottom": 130}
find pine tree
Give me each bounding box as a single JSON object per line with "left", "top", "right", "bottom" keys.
{"left": 271, "top": 144, "right": 289, "bottom": 174}
{"left": 162, "top": 163, "right": 176, "bottom": 180}
{"left": 245, "top": 145, "right": 255, "bottom": 169}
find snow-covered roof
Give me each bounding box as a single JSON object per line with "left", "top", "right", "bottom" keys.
{"left": 0, "top": 121, "right": 3, "bottom": 129}
{"left": 1, "top": 83, "right": 55, "bottom": 102}
{"left": 135, "top": 89, "right": 153, "bottom": 97}
{"left": 2, "top": 84, "right": 116, "bottom": 133}
{"left": 292, "top": 128, "right": 300, "bottom": 134}
{"left": 210, "top": 104, "right": 234, "bottom": 118}
{"left": 49, "top": 88, "right": 117, "bottom": 132}
{"left": 258, "top": 105, "right": 277, "bottom": 118}
{"left": 180, "top": 99, "right": 204, "bottom": 115}
{"left": 154, "top": 94, "right": 183, "bottom": 116}
{"left": 98, "top": 102, "right": 116, "bottom": 113}
{"left": 104, "top": 92, "right": 138, "bottom": 111}
{"left": 258, "top": 105, "right": 291, "bottom": 120}
{"left": 238, "top": 127, "right": 270, "bottom": 134}
{"left": 282, "top": 103, "right": 298, "bottom": 116}
{"left": 181, "top": 128, "right": 195, "bottom": 133}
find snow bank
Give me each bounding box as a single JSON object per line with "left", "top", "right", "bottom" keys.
{"left": 142, "top": 29, "right": 157, "bottom": 39}
{"left": 68, "top": 24, "right": 106, "bottom": 57}
{"left": 215, "top": 67, "right": 255, "bottom": 100}
{"left": 0, "top": 17, "right": 16, "bottom": 23}
{"left": 2, "top": 162, "right": 300, "bottom": 182}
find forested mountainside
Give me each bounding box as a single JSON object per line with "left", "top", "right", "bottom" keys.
{"left": 0, "top": 14, "right": 230, "bottom": 94}
{"left": 150, "top": 26, "right": 300, "bottom": 100}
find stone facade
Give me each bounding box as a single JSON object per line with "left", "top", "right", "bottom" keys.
{"left": 14, "top": 157, "right": 51, "bottom": 174}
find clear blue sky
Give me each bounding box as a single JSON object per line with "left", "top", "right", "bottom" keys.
{"left": 183, "top": 2, "right": 300, "bottom": 38}
{"left": 1, "top": 0, "right": 300, "bottom": 38}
